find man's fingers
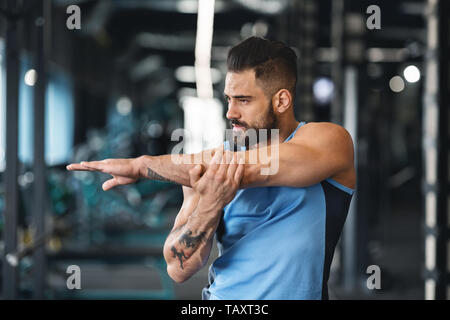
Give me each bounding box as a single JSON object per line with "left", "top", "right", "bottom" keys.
{"left": 80, "top": 161, "right": 106, "bottom": 172}
{"left": 208, "top": 149, "right": 222, "bottom": 174}
{"left": 224, "top": 150, "right": 233, "bottom": 164}
{"left": 66, "top": 161, "right": 106, "bottom": 172}
{"left": 66, "top": 163, "right": 96, "bottom": 171}
{"left": 189, "top": 165, "right": 203, "bottom": 186}
{"left": 216, "top": 151, "right": 230, "bottom": 177}
{"left": 102, "top": 178, "right": 119, "bottom": 191}
{"left": 234, "top": 156, "right": 245, "bottom": 184}
{"left": 214, "top": 147, "right": 224, "bottom": 164}
{"left": 227, "top": 153, "right": 238, "bottom": 178}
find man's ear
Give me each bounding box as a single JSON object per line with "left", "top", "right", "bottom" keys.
{"left": 272, "top": 89, "right": 292, "bottom": 114}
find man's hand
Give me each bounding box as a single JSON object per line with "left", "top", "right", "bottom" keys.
{"left": 66, "top": 157, "right": 145, "bottom": 191}
{"left": 188, "top": 150, "right": 245, "bottom": 213}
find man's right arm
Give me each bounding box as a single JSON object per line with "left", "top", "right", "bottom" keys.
{"left": 163, "top": 186, "right": 222, "bottom": 283}
{"left": 66, "top": 148, "right": 220, "bottom": 190}
{"left": 164, "top": 152, "right": 244, "bottom": 283}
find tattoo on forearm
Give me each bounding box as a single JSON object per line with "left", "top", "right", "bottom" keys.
{"left": 171, "top": 246, "right": 188, "bottom": 269}
{"left": 179, "top": 230, "right": 206, "bottom": 248}
{"left": 170, "top": 229, "right": 207, "bottom": 269}
{"left": 147, "top": 168, "right": 177, "bottom": 184}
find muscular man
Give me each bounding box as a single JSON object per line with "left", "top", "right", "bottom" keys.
{"left": 67, "top": 37, "right": 356, "bottom": 299}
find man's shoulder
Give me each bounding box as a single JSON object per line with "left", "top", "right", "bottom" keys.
{"left": 293, "top": 121, "right": 353, "bottom": 145}
{"left": 297, "top": 121, "right": 348, "bottom": 133}
{"left": 294, "top": 122, "right": 355, "bottom": 187}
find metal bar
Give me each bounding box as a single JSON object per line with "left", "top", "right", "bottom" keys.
{"left": 2, "top": 0, "right": 20, "bottom": 300}
{"left": 32, "top": 0, "right": 48, "bottom": 300}
{"left": 330, "top": 0, "right": 344, "bottom": 124}
{"left": 342, "top": 66, "right": 358, "bottom": 291}
{"left": 296, "top": 0, "right": 317, "bottom": 122}
{"left": 422, "top": 0, "right": 439, "bottom": 299}
{"left": 422, "top": 0, "right": 449, "bottom": 300}
{"left": 435, "top": 0, "right": 449, "bottom": 299}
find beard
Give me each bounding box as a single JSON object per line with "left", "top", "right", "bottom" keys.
{"left": 229, "top": 101, "right": 278, "bottom": 150}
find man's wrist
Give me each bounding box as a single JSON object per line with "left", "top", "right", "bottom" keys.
{"left": 136, "top": 155, "right": 151, "bottom": 179}
{"left": 196, "top": 197, "right": 224, "bottom": 217}
{"left": 186, "top": 201, "right": 223, "bottom": 237}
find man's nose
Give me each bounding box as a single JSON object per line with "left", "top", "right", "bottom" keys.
{"left": 226, "top": 102, "right": 240, "bottom": 120}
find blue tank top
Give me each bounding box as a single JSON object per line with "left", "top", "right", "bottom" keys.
{"left": 202, "top": 122, "right": 355, "bottom": 300}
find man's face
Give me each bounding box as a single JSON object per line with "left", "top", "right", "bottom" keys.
{"left": 224, "top": 70, "right": 277, "bottom": 148}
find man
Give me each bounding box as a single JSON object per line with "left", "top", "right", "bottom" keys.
{"left": 67, "top": 36, "right": 356, "bottom": 299}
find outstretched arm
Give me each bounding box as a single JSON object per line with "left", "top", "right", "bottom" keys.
{"left": 67, "top": 122, "right": 355, "bottom": 190}
{"left": 66, "top": 148, "right": 220, "bottom": 190}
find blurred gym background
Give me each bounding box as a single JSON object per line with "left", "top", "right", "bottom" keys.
{"left": 0, "top": 0, "right": 448, "bottom": 300}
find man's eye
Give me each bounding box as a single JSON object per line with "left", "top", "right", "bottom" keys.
{"left": 240, "top": 99, "right": 249, "bottom": 104}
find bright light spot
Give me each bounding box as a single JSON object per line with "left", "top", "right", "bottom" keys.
{"left": 116, "top": 96, "right": 132, "bottom": 116}
{"left": 240, "top": 22, "right": 254, "bottom": 38}
{"left": 389, "top": 76, "right": 405, "bottom": 93}
{"left": 147, "top": 121, "right": 163, "bottom": 138}
{"left": 6, "top": 254, "right": 18, "bottom": 267}
{"left": 403, "top": 65, "right": 420, "bottom": 83}
{"left": 252, "top": 20, "right": 269, "bottom": 37}
{"left": 313, "top": 78, "right": 334, "bottom": 105}
{"left": 175, "top": 66, "right": 221, "bottom": 84}
{"left": 24, "top": 69, "right": 37, "bottom": 86}
{"left": 23, "top": 171, "right": 34, "bottom": 184}
{"left": 88, "top": 135, "right": 104, "bottom": 151}
{"left": 127, "top": 188, "right": 141, "bottom": 206}
{"left": 176, "top": 0, "right": 198, "bottom": 13}
{"left": 18, "top": 172, "right": 34, "bottom": 187}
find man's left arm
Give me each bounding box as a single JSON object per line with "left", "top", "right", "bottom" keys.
{"left": 140, "top": 122, "right": 354, "bottom": 189}
{"left": 238, "top": 122, "right": 355, "bottom": 189}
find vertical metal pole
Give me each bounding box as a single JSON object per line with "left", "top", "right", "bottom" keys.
{"left": 3, "top": 0, "right": 20, "bottom": 300}
{"left": 423, "top": 0, "right": 449, "bottom": 300}
{"left": 32, "top": 0, "right": 49, "bottom": 300}
{"left": 296, "top": 0, "right": 317, "bottom": 122}
{"left": 330, "top": 0, "right": 344, "bottom": 124}
{"left": 342, "top": 66, "right": 358, "bottom": 291}
{"left": 422, "top": 0, "right": 438, "bottom": 300}
{"left": 436, "top": 0, "right": 449, "bottom": 300}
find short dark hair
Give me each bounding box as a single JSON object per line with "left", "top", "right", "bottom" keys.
{"left": 227, "top": 36, "right": 298, "bottom": 99}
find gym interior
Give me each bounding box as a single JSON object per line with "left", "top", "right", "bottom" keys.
{"left": 0, "top": 0, "right": 448, "bottom": 300}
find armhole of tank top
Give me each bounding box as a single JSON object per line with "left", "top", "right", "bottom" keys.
{"left": 284, "top": 121, "right": 306, "bottom": 142}
{"left": 324, "top": 178, "right": 355, "bottom": 195}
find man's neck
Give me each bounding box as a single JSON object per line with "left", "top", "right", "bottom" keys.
{"left": 251, "top": 118, "right": 300, "bottom": 149}
{"left": 278, "top": 118, "right": 300, "bottom": 143}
